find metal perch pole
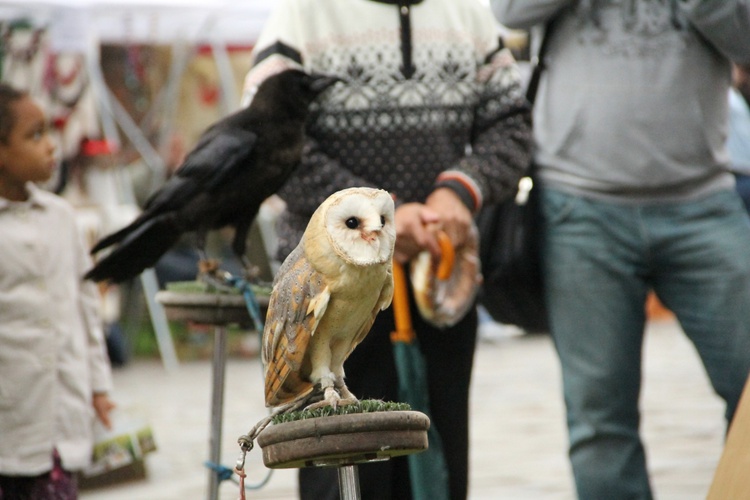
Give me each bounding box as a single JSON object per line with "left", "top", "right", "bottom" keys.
{"left": 338, "top": 465, "right": 361, "bottom": 499}
{"left": 207, "top": 325, "right": 228, "bottom": 500}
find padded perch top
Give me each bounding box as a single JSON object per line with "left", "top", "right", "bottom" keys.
{"left": 258, "top": 410, "right": 430, "bottom": 469}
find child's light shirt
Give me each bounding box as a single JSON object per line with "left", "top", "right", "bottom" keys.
{"left": 0, "top": 182, "right": 112, "bottom": 475}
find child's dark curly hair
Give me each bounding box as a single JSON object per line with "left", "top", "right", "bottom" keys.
{"left": 0, "top": 83, "right": 28, "bottom": 144}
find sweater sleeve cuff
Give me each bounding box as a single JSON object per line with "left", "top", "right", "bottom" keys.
{"left": 435, "top": 171, "right": 483, "bottom": 212}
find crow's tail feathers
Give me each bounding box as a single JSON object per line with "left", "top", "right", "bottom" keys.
{"left": 84, "top": 216, "right": 183, "bottom": 283}
{"left": 89, "top": 216, "right": 147, "bottom": 254}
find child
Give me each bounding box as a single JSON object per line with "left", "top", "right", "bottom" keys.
{"left": 0, "top": 83, "right": 115, "bottom": 499}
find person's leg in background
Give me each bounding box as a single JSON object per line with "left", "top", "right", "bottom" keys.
{"left": 733, "top": 173, "right": 750, "bottom": 213}
{"left": 540, "top": 188, "right": 654, "bottom": 500}
{"left": 651, "top": 191, "right": 750, "bottom": 425}
{"left": 415, "top": 306, "right": 477, "bottom": 500}
{"left": 0, "top": 450, "right": 76, "bottom": 500}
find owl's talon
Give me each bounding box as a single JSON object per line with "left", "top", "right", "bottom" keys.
{"left": 335, "top": 382, "right": 357, "bottom": 402}
{"left": 337, "top": 397, "right": 359, "bottom": 407}
{"left": 304, "top": 386, "right": 344, "bottom": 411}
{"left": 304, "top": 400, "right": 333, "bottom": 411}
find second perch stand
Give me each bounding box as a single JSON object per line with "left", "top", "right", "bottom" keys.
{"left": 258, "top": 410, "right": 430, "bottom": 499}
{"left": 156, "top": 289, "right": 266, "bottom": 500}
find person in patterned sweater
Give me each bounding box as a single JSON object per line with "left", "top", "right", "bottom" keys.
{"left": 243, "top": 1, "right": 532, "bottom": 498}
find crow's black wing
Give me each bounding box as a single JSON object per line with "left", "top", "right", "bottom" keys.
{"left": 176, "top": 127, "right": 257, "bottom": 190}
{"left": 142, "top": 127, "right": 257, "bottom": 213}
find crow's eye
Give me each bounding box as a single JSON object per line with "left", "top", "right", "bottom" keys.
{"left": 380, "top": 215, "right": 386, "bottom": 227}
{"left": 345, "top": 217, "right": 359, "bottom": 229}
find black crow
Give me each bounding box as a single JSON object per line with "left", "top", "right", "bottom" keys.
{"left": 84, "top": 69, "right": 340, "bottom": 283}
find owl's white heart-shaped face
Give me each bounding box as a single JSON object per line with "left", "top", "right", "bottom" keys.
{"left": 323, "top": 188, "right": 396, "bottom": 266}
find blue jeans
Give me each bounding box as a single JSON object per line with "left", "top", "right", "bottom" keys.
{"left": 539, "top": 188, "right": 750, "bottom": 500}
{"left": 734, "top": 172, "right": 750, "bottom": 213}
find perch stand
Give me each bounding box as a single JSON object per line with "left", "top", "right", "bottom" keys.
{"left": 156, "top": 289, "right": 267, "bottom": 500}
{"left": 258, "top": 410, "right": 430, "bottom": 500}
{"left": 157, "top": 289, "right": 431, "bottom": 500}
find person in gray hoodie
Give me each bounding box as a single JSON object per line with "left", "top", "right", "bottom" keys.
{"left": 491, "top": 1, "right": 750, "bottom": 499}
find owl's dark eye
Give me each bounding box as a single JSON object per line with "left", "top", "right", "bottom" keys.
{"left": 380, "top": 215, "right": 386, "bottom": 227}
{"left": 345, "top": 217, "right": 359, "bottom": 229}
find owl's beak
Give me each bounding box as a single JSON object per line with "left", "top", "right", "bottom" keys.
{"left": 360, "top": 228, "right": 380, "bottom": 243}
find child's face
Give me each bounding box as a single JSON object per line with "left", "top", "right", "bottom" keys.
{"left": 0, "top": 96, "right": 56, "bottom": 192}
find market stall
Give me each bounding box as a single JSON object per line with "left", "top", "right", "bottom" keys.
{"left": 0, "top": 0, "right": 274, "bottom": 369}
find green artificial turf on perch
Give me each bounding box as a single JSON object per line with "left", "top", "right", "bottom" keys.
{"left": 271, "top": 400, "right": 411, "bottom": 424}
{"left": 165, "top": 279, "right": 272, "bottom": 297}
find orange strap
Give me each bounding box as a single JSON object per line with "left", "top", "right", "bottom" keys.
{"left": 236, "top": 465, "right": 246, "bottom": 500}
{"left": 390, "top": 261, "right": 415, "bottom": 343}
{"left": 391, "top": 231, "right": 455, "bottom": 342}
{"left": 435, "top": 231, "right": 455, "bottom": 281}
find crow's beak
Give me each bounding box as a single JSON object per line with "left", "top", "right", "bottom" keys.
{"left": 309, "top": 73, "right": 343, "bottom": 93}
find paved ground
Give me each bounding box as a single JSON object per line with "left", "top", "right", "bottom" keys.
{"left": 80, "top": 316, "right": 728, "bottom": 500}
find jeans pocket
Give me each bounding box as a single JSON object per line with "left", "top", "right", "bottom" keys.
{"left": 700, "top": 190, "right": 747, "bottom": 219}
{"left": 540, "top": 188, "right": 578, "bottom": 226}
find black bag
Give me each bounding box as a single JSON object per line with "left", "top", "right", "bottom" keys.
{"left": 475, "top": 25, "right": 552, "bottom": 333}
{"left": 476, "top": 174, "right": 548, "bottom": 333}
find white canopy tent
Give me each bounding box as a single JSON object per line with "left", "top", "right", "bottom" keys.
{"left": 0, "top": 1, "right": 273, "bottom": 46}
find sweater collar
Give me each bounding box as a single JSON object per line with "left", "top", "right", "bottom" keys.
{"left": 365, "top": 0, "right": 424, "bottom": 79}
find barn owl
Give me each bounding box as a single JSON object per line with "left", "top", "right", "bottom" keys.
{"left": 262, "top": 187, "right": 396, "bottom": 410}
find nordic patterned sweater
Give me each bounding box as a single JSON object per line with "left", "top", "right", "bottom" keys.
{"left": 243, "top": 0, "right": 532, "bottom": 260}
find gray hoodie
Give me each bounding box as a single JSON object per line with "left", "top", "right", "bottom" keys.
{"left": 492, "top": 0, "right": 750, "bottom": 202}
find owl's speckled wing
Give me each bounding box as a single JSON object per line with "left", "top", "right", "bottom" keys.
{"left": 262, "top": 244, "right": 330, "bottom": 407}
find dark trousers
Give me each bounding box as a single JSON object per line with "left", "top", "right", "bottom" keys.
{"left": 298, "top": 291, "right": 478, "bottom": 500}
{"left": 0, "top": 450, "right": 76, "bottom": 500}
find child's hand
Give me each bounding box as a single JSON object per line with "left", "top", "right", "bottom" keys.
{"left": 92, "top": 393, "right": 116, "bottom": 430}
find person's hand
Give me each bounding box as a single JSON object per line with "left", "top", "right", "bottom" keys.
{"left": 425, "top": 188, "right": 474, "bottom": 250}
{"left": 92, "top": 393, "right": 116, "bottom": 430}
{"left": 393, "top": 202, "right": 441, "bottom": 264}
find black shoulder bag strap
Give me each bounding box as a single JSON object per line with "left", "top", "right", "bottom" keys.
{"left": 525, "top": 21, "right": 554, "bottom": 105}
